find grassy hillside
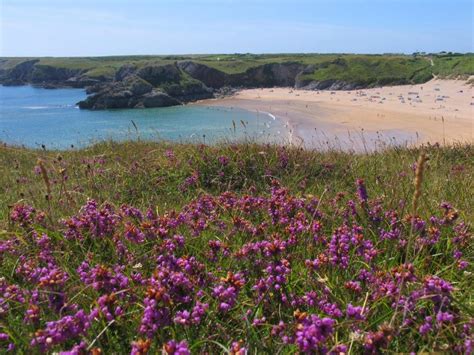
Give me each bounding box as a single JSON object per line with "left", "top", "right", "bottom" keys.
{"left": 0, "top": 56, "right": 177, "bottom": 80}
{"left": 193, "top": 54, "right": 340, "bottom": 74}
{"left": 297, "top": 55, "right": 434, "bottom": 86}
{"left": 432, "top": 53, "right": 474, "bottom": 78}
{"left": 0, "top": 141, "right": 472, "bottom": 353}
{"left": 2, "top": 53, "right": 473, "bottom": 83}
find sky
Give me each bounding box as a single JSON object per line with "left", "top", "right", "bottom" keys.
{"left": 0, "top": 0, "right": 472, "bottom": 56}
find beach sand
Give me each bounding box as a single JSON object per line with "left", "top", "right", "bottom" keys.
{"left": 197, "top": 79, "right": 473, "bottom": 150}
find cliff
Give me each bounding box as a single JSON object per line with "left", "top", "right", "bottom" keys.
{"left": 1, "top": 54, "right": 472, "bottom": 109}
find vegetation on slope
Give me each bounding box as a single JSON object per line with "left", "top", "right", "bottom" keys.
{"left": 0, "top": 141, "right": 472, "bottom": 353}
{"left": 297, "top": 55, "right": 433, "bottom": 86}
{"left": 432, "top": 53, "right": 474, "bottom": 78}
{"left": 1, "top": 53, "right": 473, "bottom": 86}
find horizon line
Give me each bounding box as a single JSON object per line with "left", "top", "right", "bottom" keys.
{"left": 1, "top": 51, "right": 473, "bottom": 59}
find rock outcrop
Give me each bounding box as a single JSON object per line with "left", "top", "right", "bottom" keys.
{"left": 136, "top": 64, "right": 181, "bottom": 86}
{"left": 77, "top": 63, "right": 213, "bottom": 109}
{"left": 140, "top": 91, "right": 182, "bottom": 108}
{"left": 0, "top": 59, "right": 39, "bottom": 85}
{"left": 177, "top": 61, "right": 228, "bottom": 88}
{"left": 178, "top": 61, "right": 308, "bottom": 89}
{"left": 29, "top": 65, "right": 83, "bottom": 86}
{"left": 0, "top": 60, "right": 108, "bottom": 88}
{"left": 231, "top": 62, "right": 307, "bottom": 87}
{"left": 164, "top": 81, "right": 213, "bottom": 102}
{"left": 65, "top": 76, "right": 103, "bottom": 89}
{"left": 77, "top": 75, "right": 181, "bottom": 109}
{"left": 115, "top": 64, "right": 137, "bottom": 81}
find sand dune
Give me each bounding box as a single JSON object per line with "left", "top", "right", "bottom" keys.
{"left": 198, "top": 79, "right": 473, "bottom": 150}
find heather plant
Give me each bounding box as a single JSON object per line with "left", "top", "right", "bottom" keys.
{"left": 0, "top": 141, "right": 472, "bottom": 353}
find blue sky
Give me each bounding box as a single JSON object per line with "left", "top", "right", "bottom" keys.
{"left": 0, "top": 0, "right": 472, "bottom": 56}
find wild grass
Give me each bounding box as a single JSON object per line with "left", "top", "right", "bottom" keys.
{"left": 2, "top": 141, "right": 472, "bottom": 220}
{"left": 0, "top": 141, "right": 472, "bottom": 353}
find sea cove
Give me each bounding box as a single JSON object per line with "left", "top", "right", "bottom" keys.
{"left": 0, "top": 85, "right": 286, "bottom": 149}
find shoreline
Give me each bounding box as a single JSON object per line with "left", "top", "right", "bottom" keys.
{"left": 195, "top": 79, "right": 473, "bottom": 150}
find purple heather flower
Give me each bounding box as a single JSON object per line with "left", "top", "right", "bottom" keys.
{"left": 213, "top": 285, "right": 238, "bottom": 312}
{"left": 10, "top": 203, "right": 35, "bottom": 226}
{"left": 345, "top": 280, "right": 362, "bottom": 293}
{"left": 139, "top": 298, "right": 171, "bottom": 338}
{"left": 230, "top": 340, "right": 248, "bottom": 354}
{"left": 59, "top": 341, "right": 87, "bottom": 355}
{"left": 174, "top": 310, "right": 191, "bottom": 325}
{"left": 190, "top": 302, "right": 208, "bottom": 324}
{"left": 31, "top": 309, "right": 93, "bottom": 351}
{"left": 295, "top": 314, "right": 335, "bottom": 353}
{"left": 328, "top": 226, "right": 352, "bottom": 269}
{"left": 78, "top": 262, "right": 129, "bottom": 293}
{"left": 163, "top": 340, "right": 190, "bottom": 355}
{"left": 252, "top": 317, "right": 267, "bottom": 327}
{"left": 436, "top": 311, "right": 454, "bottom": 324}
{"left": 218, "top": 156, "right": 230, "bottom": 166}
{"left": 419, "top": 316, "right": 433, "bottom": 335}
{"left": 346, "top": 304, "right": 365, "bottom": 320}
{"left": 463, "top": 339, "right": 473, "bottom": 355}
{"left": 318, "top": 300, "right": 343, "bottom": 318}
{"left": 424, "top": 276, "right": 453, "bottom": 294}
{"left": 124, "top": 223, "right": 145, "bottom": 243}
{"left": 213, "top": 272, "right": 244, "bottom": 312}
{"left": 458, "top": 260, "right": 469, "bottom": 270}
{"left": 164, "top": 149, "right": 176, "bottom": 161}
{"left": 130, "top": 338, "right": 151, "bottom": 355}
{"left": 97, "top": 294, "right": 124, "bottom": 321}
{"left": 62, "top": 200, "right": 120, "bottom": 240}
{"left": 329, "top": 344, "right": 348, "bottom": 354}
{"left": 356, "top": 179, "right": 368, "bottom": 202}
{"left": 121, "top": 204, "right": 144, "bottom": 220}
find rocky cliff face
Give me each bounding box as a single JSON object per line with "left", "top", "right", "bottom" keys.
{"left": 136, "top": 64, "right": 181, "bottom": 86}
{"left": 177, "top": 61, "right": 229, "bottom": 88}
{"left": 29, "top": 65, "right": 83, "bottom": 85}
{"left": 77, "top": 64, "right": 213, "bottom": 110}
{"left": 77, "top": 75, "right": 181, "bottom": 109}
{"left": 0, "top": 60, "right": 104, "bottom": 88}
{"left": 231, "top": 62, "right": 307, "bottom": 87}
{"left": 1, "top": 57, "right": 412, "bottom": 110}
{"left": 0, "top": 59, "right": 39, "bottom": 85}
{"left": 177, "top": 61, "right": 308, "bottom": 89}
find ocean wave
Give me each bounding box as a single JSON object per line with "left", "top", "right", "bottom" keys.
{"left": 24, "top": 106, "right": 50, "bottom": 110}
{"left": 25, "top": 104, "right": 74, "bottom": 110}
{"left": 261, "top": 111, "right": 276, "bottom": 120}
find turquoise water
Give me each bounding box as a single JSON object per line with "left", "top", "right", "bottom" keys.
{"left": 0, "top": 85, "right": 286, "bottom": 149}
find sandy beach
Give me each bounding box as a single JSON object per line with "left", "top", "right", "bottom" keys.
{"left": 198, "top": 79, "right": 473, "bottom": 150}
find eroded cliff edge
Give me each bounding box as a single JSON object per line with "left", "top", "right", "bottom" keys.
{"left": 2, "top": 54, "right": 463, "bottom": 110}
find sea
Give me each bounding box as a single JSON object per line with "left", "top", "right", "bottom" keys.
{"left": 0, "top": 85, "right": 287, "bottom": 149}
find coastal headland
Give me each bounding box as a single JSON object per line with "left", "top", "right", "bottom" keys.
{"left": 1, "top": 53, "right": 472, "bottom": 110}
